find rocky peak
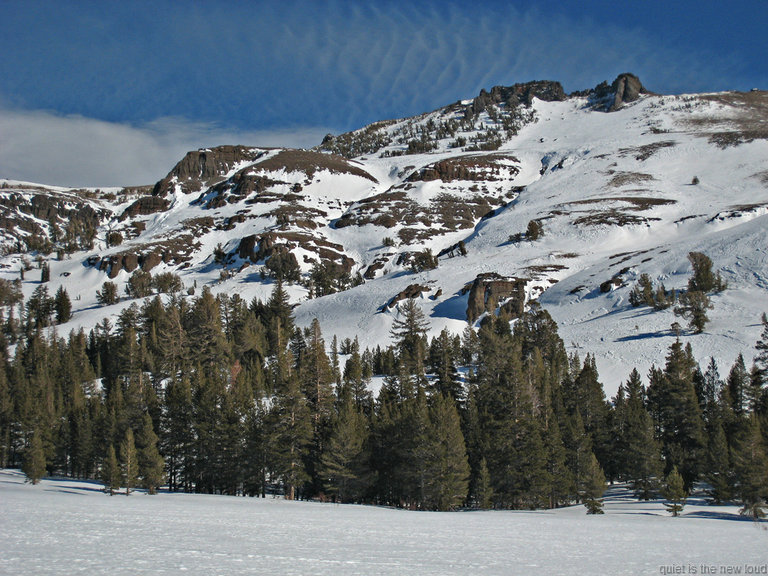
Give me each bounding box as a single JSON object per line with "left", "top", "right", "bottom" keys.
{"left": 610, "top": 73, "right": 646, "bottom": 110}
{"left": 469, "top": 80, "right": 566, "bottom": 117}
{"left": 152, "top": 145, "right": 269, "bottom": 196}
{"left": 591, "top": 73, "right": 648, "bottom": 111}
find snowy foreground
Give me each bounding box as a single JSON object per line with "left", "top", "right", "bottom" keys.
{"left": 1, "top": 470, "right": 766, "bottom": 576}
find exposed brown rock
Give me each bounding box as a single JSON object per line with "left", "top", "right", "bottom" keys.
{"left": 364, "top": 257, "right": 389, "bottom": 280}
{"left": 153, "top": 145, "right": 270, "bottom": 196}
{"left": 237, "top": 235, "right": 259, "bottom": 260}
{"left": 237, "top": 230, "right": 354, "bottom": 273}
{"left": 120, "top": 196, "right": 170, "bottom": 221}
{"left": 469, "top": 80, "right": 566, "bottom": 117}
{"left": 407, "top": 154, "right": 519, "bottom": 183}
{"left": 253, "top": 149, "right": 378, "bottom": 182}
{"left": 610, "top": 73, "right": 646, "bottom": 111}
{"left": 387, "top": 284, "right": 430, "bottom": 308}
{"left": 140, "top": 252, "right": 163, "bottom": 272}
{"left": 465, "top": 273, "right": 527, "bottom": 323}
{"left": 122, "top": 253, "right": 139, "bottom": 273}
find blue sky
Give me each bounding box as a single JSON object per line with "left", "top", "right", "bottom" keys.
{"left": 1, "top": 0, "right": 766, "bottom": 187}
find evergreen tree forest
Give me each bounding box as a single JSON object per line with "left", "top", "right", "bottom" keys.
{"left": 1, "top": 280, "right": 767, "bottom": 515}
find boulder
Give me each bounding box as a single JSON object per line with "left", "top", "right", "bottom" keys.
{"left": 237, "top": 235, "right": 259, "bottom": 261}
{"left": 122, "top": 253, "right": 139, "bottom": 273}
{"left": 387, "top": 284, "right": 430, "bottom": 308}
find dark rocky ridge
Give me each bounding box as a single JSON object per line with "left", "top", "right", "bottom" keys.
{"left": 467, "top": 80, "right": 567, "bottom": 117}
{"left": 254, "top": 150, "right": 378, "bottom": 183}
{"left": 152, "top": 146, "right": 270, "bottom": 197}
{"left": 406, "top": 154, "right": 520, "bottom": 183}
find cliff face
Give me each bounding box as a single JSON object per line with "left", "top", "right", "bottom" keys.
{"left": 465, "top": 274, "right": 527, "bottom": 324}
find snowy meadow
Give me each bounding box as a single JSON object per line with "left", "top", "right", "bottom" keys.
{"left": 1, "top": 469, "right": 766, "bottom": 576}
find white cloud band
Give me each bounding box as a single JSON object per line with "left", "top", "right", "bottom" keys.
{"left": 0, "top": 107, "right": 329, "bottom": 188}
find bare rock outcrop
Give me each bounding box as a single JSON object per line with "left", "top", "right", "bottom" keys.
{"left": 609, "top": 73, "right": 646, "bottom": 111}
{"left": 152, "top": 146, "right": 269, "bottom": 196}
{"left": 387, "top": 284, "right": 431, "bottom": 309}
{"left": 465, "top": 273, "right": 527, "bottom": 323}
{"left": 469, "top": 80, "right": 566, "bottom": 117}
{"left": 591, "top": 73, "right": 648, "bottom": 111}
{"left": 120, "top": 196, "right": 170, "bottom": 221}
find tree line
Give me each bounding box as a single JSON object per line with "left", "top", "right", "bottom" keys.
{"left": 1, "top": 281, "right": 767, "bottom": 516}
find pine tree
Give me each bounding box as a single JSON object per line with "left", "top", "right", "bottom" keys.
{"left": 268, "top": 335, "right": 312, "bottom": 500}
{"left": 26, "top": 285, "right": 54, "bottom": 329}
{"left": 343, "top": 347, "right": 372, "bottom": 412}
{"left": 727, "top": 354, "right": 750, "bottom": 418}
{"left": 663, "top": 466, "right": 687, "bottom": 517}
{"left": 120, "top": 428, "right": 139, "bottom": 495}
{"left": 581, "top": 452, "right": 606, "bottom": 514}
{"left": 101, "top": 444, "right": 120, "bottom": 495}
{"left": 188, "top": 287, "right": 231, "bottom": 379}
{"left": 754, "top": 313, "right": 768, "bottom": 386}
{"left": 649, "top": 341, "right": 706, "bottom": 490}
{"left": 428, "top": 328, "right": 463, "bottom": 404}
{"left": 162, "top": 376, "right": 195, "bottom": 491}
{"left": 701, "top": 357, "right": 723, "bottom": 424}
{"left": 263, "top": 282, "right": 294, "bottom": 356}
{"left": 319, "top": 398, "right": 371, "bottom": 502}
{"left": 674, "top": 291, "right": 712, "bottom": 334}
{"left": 156, "top": 298, "right": 188, "bottom": 381}
{"left": 572, "top": 355, "right": 611, "bottom": 472}
{"left": 0, "top": 358, "right": 12, "bottom": 469}
{"left": 70, "top": 404, "right": 95, "bottom": 479}
{"left": 422, "top": 393, "right": 470, "bottom": 511}
{"left": 22, "top": 429, "right": 47, "bottom": 484}
{"left": 621, "top": 369, "right": 663, "bottom": 499}
{"left": 137, "top": 412, "right": 165, "bottom": 495}
{"left": 704, "top": 418, "right": 733, "bottom": 504}
{"left": 732, "top": 414, "right": 768, "bottom": 519}
{"left": 543, "top": 410, "right": 572, "bottom": 508}
{"left": 96, "top": 281, "right": 119, "bottom": 306}
{"left": 390, "top": 298, "right": 429, "bottom": 380}
{"left": 53, "top": 286, "right": 72, "bottom": 324}
{"left": 687, "top": 252, "right": 725, "bottom": 293}
{"left": 190, "top": 365, "right": 226, "bottom": 494}
{"left": 369, "top": 394, "right": 401, "bottom": 505}
{"left": 294, "top": 319, "right": 335, "bottom": 497}
{"left": 475, "top": 457, "right": 494, "bottom": 509}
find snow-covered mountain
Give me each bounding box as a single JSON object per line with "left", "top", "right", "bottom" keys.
{"left": 2, "top": 74, "right": 767, "bottom": 393}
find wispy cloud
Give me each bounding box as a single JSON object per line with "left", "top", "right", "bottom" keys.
{"left": 1, "top": 1, "right": 750, "bottom": 135}
{"left": 0, "top": 1, "right": 760, "bottom": 187}
{"left": 0, "top": 106, "right": 329, "bottom": 188}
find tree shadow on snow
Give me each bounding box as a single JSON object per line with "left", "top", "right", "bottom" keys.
{"left": 683, "top": 510, "right": 765, "bottom": 524}
{"left": 42, "top": 476, "right": 109, "bottom": 495}
{"left": 615, "top": 329, "right": 673, "bottom": 342}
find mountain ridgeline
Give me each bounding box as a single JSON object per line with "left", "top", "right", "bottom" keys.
{"left": 1, "top": 73, "right": 768, "bottom": 511}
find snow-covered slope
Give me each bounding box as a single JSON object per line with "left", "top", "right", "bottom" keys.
{"left": 1, "top": 76, "right": 767, "bottom": 394}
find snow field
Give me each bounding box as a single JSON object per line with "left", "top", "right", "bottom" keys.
{"left": 1, "top": 470, "right": 767, "bottom": 576}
